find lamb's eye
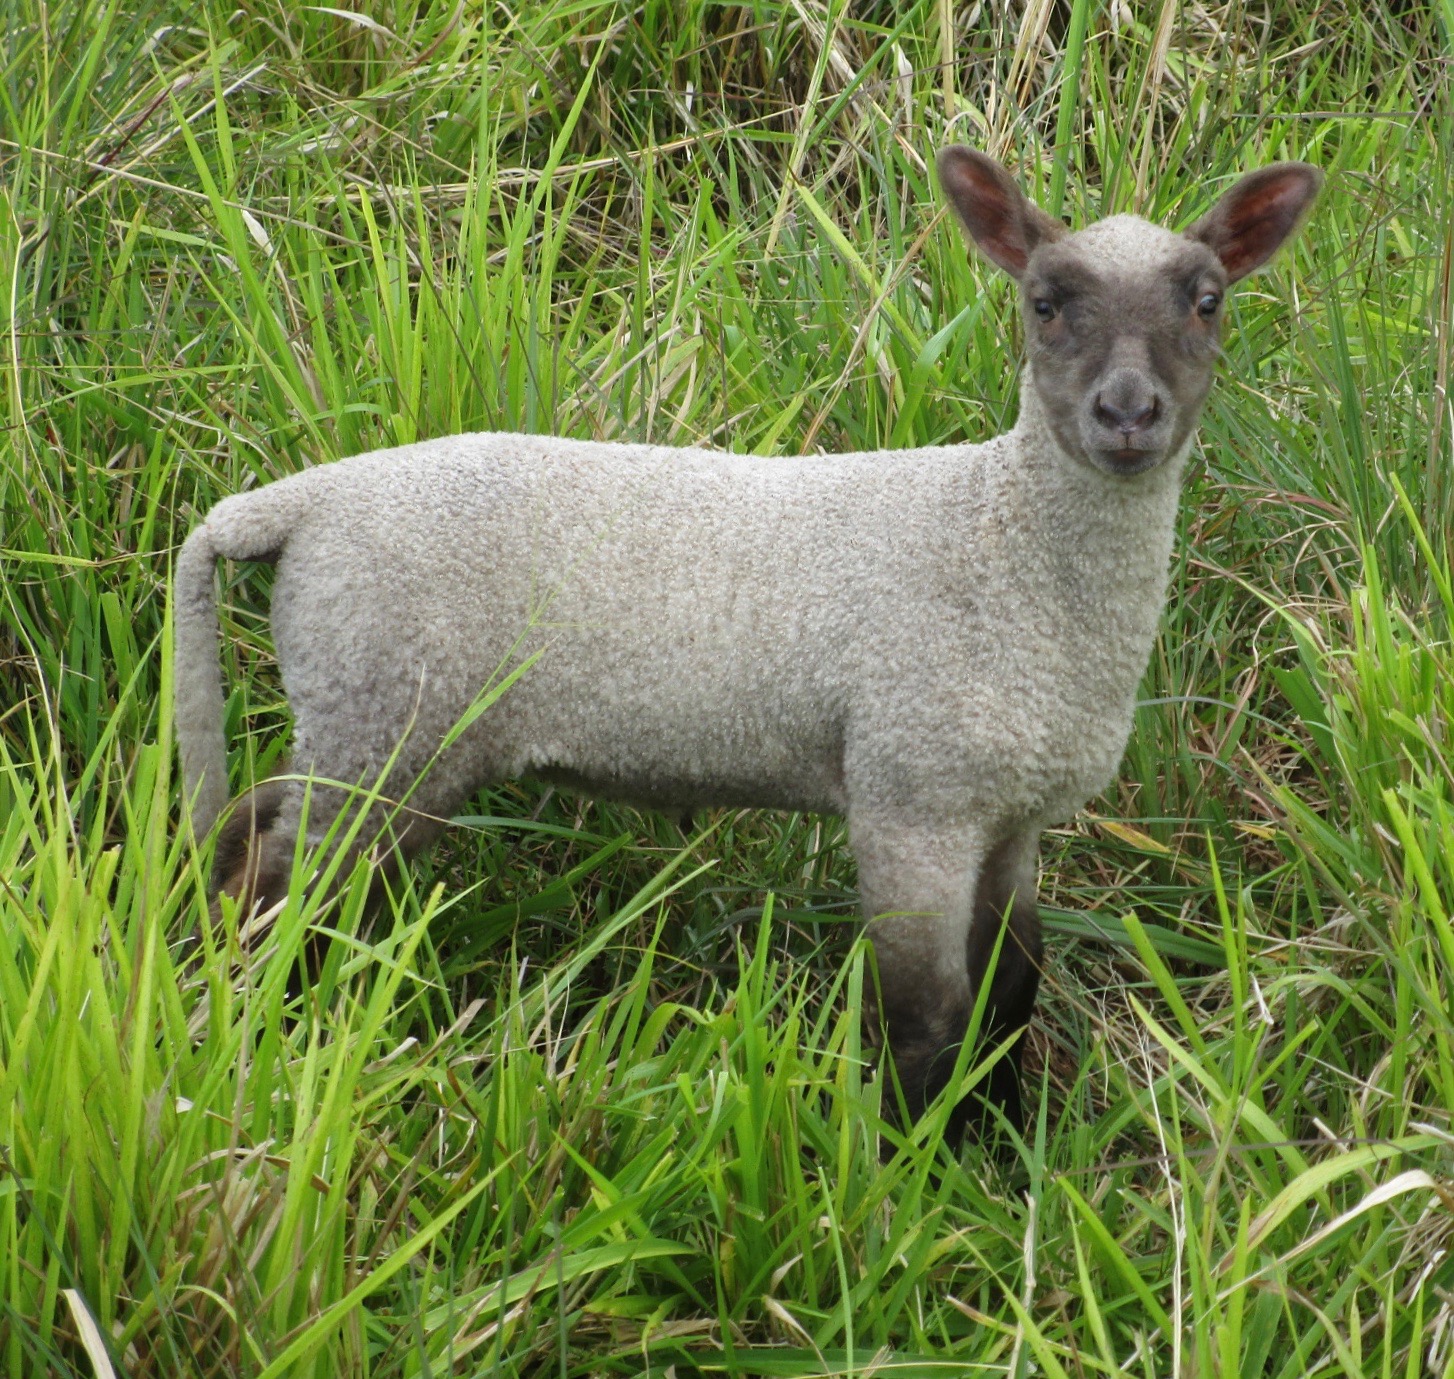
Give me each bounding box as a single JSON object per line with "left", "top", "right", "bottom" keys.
{"left": 1033, "top": 299, "right": 1056, "bottom": 322}
{"left": 1197, "top": 292, "right": 1221, "bottom": 318}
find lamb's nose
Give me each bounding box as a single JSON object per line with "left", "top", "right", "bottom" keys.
{"left": 1093, "top": 394, "right": 1159, "bottom": 434}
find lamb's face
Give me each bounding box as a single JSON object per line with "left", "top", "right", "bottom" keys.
{"left": 935, "top": 146, "right": 1321, "bottom": 480}
{"left": 1020, "top": 218, "right": 1228, "bottom": 477}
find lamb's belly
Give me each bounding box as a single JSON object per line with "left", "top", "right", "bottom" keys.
{"left": 534, "top": 756, "right": 843, "bottom": 815}
{"left": 497, "top": 654, "right": 847, "bottom": 815}
{"left": 521, "top": 719, "right": 846, "bottom": 815}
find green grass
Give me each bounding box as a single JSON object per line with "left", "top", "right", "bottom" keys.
{"left": 2, "top": 0, "right": 1452, "bottom": 1374}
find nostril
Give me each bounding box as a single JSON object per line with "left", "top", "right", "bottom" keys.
{"left": 1126, "top": 397, "right": 1158, "bottom": 431}
{"left": 1094, "top": 393, "right": 1159, "bottom": 435}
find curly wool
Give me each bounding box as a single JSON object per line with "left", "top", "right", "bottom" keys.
{"left": 175, "top": 384, "right": 1183, "bottom": 851}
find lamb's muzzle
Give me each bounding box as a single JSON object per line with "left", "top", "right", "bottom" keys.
{"left": 173, "top": 147, "right": 1321, "bottom": 1142}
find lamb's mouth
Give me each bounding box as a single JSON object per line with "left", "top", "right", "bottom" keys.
{"left": 1097, "top": 446, "right": 1163, "bottom": 475}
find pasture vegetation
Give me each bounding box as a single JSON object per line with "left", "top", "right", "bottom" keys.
{"left": 1, "top": 0, "right": 1451, "bottom": 1374}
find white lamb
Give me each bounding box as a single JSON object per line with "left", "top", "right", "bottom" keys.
{"left": 173, "top": 148, "right": 1321, "bottom": 1136}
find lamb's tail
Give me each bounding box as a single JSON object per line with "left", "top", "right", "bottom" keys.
{"left": 173, "top": 523, "right": 231, "bottom": 836}
{"left": 172, "top": 481, "right": 308, "bottom": 836}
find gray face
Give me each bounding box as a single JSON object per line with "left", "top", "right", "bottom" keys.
{"left": 1020, "top": 216, "right": 1229, "bottom": 478}
{"left": 935, "top": 146, "right": 1323, "bottom": 483}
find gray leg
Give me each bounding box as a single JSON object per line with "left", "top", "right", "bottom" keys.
{"left": 965, "top": 830, "right": 1044, "bottom": 1136}
{"left": 212, "top": 771, "right": 298, "bottom": 919}
{"left": 850, "top": 812, "right": 984, "bottom": 1126}
{"left": 211, "top": 678, "right": 470, "bottom": 945}
{"left": 212, "top": 759, "right": 447, "bottom": 927}
{"left": 852, "top": 813, "right": 1045, "bottom": 1140}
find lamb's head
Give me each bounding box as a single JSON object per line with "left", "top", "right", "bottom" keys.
{"left": 937, "top": 147, "right": 1322, "bottom": 477}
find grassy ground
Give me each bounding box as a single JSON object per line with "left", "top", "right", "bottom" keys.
{"left": 2, "top": 0, "right": 1452, "bottom": 1374}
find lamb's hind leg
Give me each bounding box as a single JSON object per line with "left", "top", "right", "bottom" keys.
{"left": 211, "top": 764, "right": 446, "bottom": 934}
{"left": 851, "top": 812, "right": 983, "bottom": 1131}
{"left": 211, "top": 770, "right": 298, "bottom": 922}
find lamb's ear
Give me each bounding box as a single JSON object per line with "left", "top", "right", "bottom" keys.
{"left": 1187, "top": 163, "right": 1323, "bottom": 283}
{"left": 936, "top": 146, "right": 1065, "bottom": 280}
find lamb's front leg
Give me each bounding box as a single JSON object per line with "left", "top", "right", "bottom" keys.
{"left": 853, "top": 814, "right": 1045, "bottom": 1141}
{"left": 966, "top": 829, "right": 1044, "bottom": 1139}
{"left": 851, "top": 813, "right": 984, "bottom": 1135}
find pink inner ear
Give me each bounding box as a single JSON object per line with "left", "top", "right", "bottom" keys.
{"left": 975, "top": 208, "right": 1030, "bottom": 276}
{"left": 1207, "top": 167, "right": 1320, "bottom": 281}
{"left": 941, "top": 155, "right": 1030, "bottom": 276}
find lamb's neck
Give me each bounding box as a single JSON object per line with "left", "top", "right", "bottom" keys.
{"left": 1002, "top": 381, "right": 1188, "bottom": 611}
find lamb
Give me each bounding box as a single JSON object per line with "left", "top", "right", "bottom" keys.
{"left": 173, "top": 148, "right": 1321, "bottom": 1137}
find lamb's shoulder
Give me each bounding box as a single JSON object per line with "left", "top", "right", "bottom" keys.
{"left": 842, "top": 434, "right": 1177, "bottom": 826}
